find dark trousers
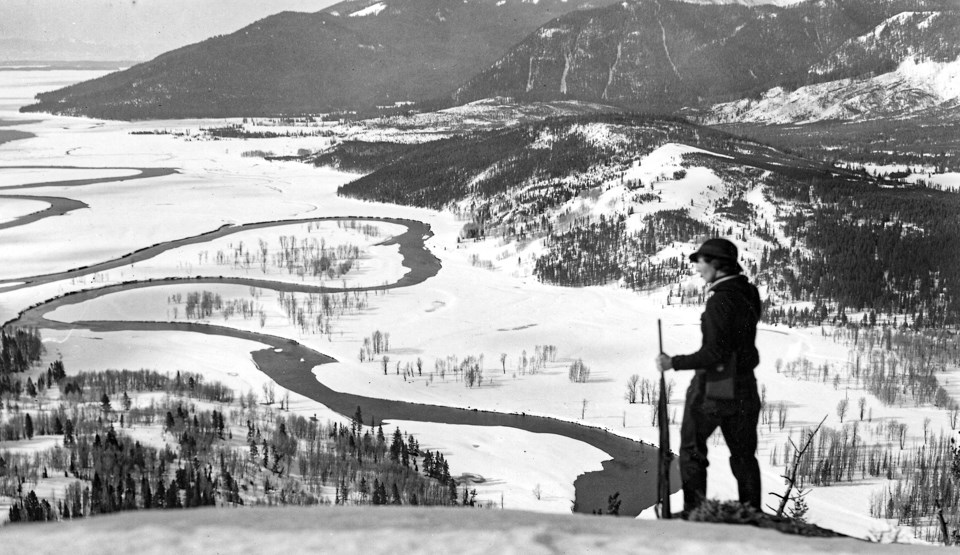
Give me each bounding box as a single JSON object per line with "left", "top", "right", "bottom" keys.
{"left": 679, "top": 378, "right": 762, "bottom": 513}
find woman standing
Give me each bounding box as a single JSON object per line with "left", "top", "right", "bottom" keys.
{"left": 656, "top": 238, "right": 763, "bottom": 517}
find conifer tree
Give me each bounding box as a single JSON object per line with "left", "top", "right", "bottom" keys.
{"left": 91, "top": 473, "right": 103, "bottom": 515}
{"left": 155, "top": 480, "right": 166, "bottom": 509}
{"left": 24, "top": 491, "right": 43, "bottom": 521}
{"left": 353, "top": 406, "right": 363, "bottom": 433}
{"left": 123, "top": 474, "right": 137, "bottom": 510}
{"left": 141, "top": 475, "right": 152, "bottom": 509}
{"left": 165, "top": 479, "right": 180, "bottom": 508}
{"left": 423, "top": 451, "right": 434, "bottom": 477}
{"left": 359, "top": 477, "right": 369, "bottom": 503}
{"left": 390, "top": 428, "right": 403, "bottom": 462}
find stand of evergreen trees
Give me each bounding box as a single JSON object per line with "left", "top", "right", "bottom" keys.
{"left": 1, "top": 366, "right": 469, "bottom": 524}
{"left": 759, "top": 170, "right": 960, "bottom": 326}
{"left": 0, "top": 328, "right": 43, "bottom": 375}
{"left": 201, "top": 125, "right": 322, "bottom": 140}
{"left": 720, "top": 116, "right": 960, "bottom": 174}
{"left": 312, "top": 141, "right": 419, "bottom": 174}
{"left": 534, "top": 210, "right": 712, "bottom": 289}
{"left": 0, "top": 328, "right": 44, "bottom": 397}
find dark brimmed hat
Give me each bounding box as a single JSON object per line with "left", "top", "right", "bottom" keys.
{"left": 689, "top": 238, "right": 744, "bottom": 273}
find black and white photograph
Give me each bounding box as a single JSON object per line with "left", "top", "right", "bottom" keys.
{"left": 0, "top": 0, "right": 958, "bottom": 552}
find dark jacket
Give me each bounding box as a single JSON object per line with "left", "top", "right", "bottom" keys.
{"left": 671, "top": 274, "right": 762, "bottom": 381}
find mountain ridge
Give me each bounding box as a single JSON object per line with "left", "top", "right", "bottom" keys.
{"left": 452, "top": 0, "right": 960, "bottom": 114}
{"left": 19, "top": 0, "right": 960, "bottom": 120}
{"left": 20, "top": 0, "right": 621, "bottom": 119}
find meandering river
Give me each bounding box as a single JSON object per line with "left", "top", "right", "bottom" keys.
{"left": 1, "top": 165, "right": 671, "bottom": 516}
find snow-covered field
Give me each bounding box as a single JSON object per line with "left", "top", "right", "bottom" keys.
{"left": 0, "top": 197, "right": 47, "bottom": 224}
{"left": 0, "top": 506, "right": 924, "bottom": 555}
{"left": 929, "top": 172, "right": 960, "bottom": 190}
{"left": 29, "top": 218, "right": 410, "bottom": 290}
{"left": 0, "top": 69, "right": 951, "bottom": 543}
{"left": 0, "top": 167, "right": 138, "bottom": 188}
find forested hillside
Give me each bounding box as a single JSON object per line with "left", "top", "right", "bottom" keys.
{"left": 810, "top": 10, "right": 960, "bottom": 82}
{"left": 336, "top": 113, "right": 745, "bottom": 208}
{"left": 757, "top": 170, "right": 960, "bottom": 326}
{"left": 331, "top": 112, "right": 960, "bottom": 326}
{"left": 1, "top": 360, "right": 472, "bottom": 524}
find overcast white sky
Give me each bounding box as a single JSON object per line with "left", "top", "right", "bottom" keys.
{"left": 0, "top": 0, "right": 341, "bottom": 60}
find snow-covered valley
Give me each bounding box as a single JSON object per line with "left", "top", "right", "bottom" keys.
{"left": 1, "top": 68, "right": 957, "bottom": 547}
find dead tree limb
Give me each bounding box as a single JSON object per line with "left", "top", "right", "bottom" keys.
{"left": 769, "top": 414, "right": 828, "bottom": 517}
{"left": 937, "top": 500, "right": 950, "bottom": 546}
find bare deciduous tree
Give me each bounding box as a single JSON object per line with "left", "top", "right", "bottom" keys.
{"left": 625, "top": 374, "right": 640, "bottom": 404}
{"left": 261, "top": 382, "right": 276, "bottom": 405}
{"left": 836, "top": 398, "right": 849, "bottom": 423}
{"left": 568, "top": 359, "right": 590, "bottom": 383}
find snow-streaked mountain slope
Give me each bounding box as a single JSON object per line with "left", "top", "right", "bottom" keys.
{"left": 20, "top": 0, "right": 624, "bottom": 119}
{"left": 705, "top": 56, "right": 960, "bottom": 124}
{"left": 811, "top": 11, "right": 960, "bottom": 80}
{"left": 451, "top": 0, "right": 960, "bottom": 114}
{"left": 0, "top": 506, "right": 928, "bottom": 555}
{"left": 348, "top": 2, "right": 388, "bottom": 17}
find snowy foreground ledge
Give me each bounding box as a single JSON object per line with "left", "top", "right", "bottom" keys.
{"left": 1, "top": 507, "right": 926, "bottom": 555}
